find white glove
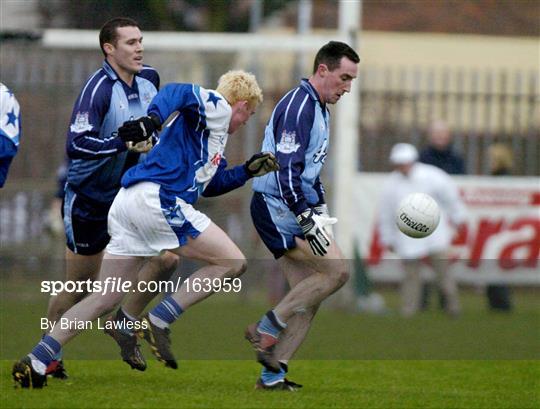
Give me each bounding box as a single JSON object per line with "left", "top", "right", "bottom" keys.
{"left": 126, "top": 137, "right": 153, "bottom": 153}
{"left": 314, "top": 204, "right": 334, "bottom": 238}
{"left": 296, "top": 208, "right": 338, "bottom": 256}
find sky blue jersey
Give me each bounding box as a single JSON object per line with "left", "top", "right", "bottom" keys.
{"left": 252, "top": 79, "right": 328, "bottom": 215}
{"left": 65, "top": 60, "right": 159, "bottom": 204}
{"left": 122, "top": 83, "right": 251, "bottom": 204}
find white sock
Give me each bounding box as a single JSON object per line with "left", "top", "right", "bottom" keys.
{"left": 28, "top": 355, "right": 47, "bottom": 375}
{"left": 148, "top": 312, "right": 169, "bottom": 329}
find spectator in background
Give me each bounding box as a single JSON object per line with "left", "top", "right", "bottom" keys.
{"left": 485, "top": 143, "right": 513, "bottom": 311}
{"left": 378, "top": 143, "right": 467, "bottom": 317}
{"left": 419, "top": 120, "right": 466, "bottom": 175}
{"left": 419, "top": 119, "right": 466, "bottom": 309}
{"left": 0, "top": 83, "right": 21, "bottom": 188}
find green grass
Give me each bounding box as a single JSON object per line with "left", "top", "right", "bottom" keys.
{"left": 0, "top": 277, "right": 539, "bottom": 408}
{"left": 1, "top": 360, "right": 538, "bottom": 408}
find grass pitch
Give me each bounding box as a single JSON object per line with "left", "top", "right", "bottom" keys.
{"left": 2, "top": 360, "right": 538, "bottom": 408}
{"left": 1, "top": 277, "right": 538, "bottom": 408}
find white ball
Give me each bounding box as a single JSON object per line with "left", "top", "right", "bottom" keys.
{"left": 396, "top": 193, "right": 440, "bottom": 238}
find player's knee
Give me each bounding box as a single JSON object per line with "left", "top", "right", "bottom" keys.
{"left": 305, "top": 305, "right": 318, "bottom": 317}
{"left": 227, "top": 257, "right": 247, "bottom": 278}
{"left": 337, "top": 269, "right": 350, "bottom": 286}
{"left": 159, "top": 252, "right": 180, "bottom": 275}
{"left": 330, "top": 268, "right": 350, "bottom": 288}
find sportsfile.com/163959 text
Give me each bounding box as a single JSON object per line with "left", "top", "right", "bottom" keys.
{"left": 41, "top": 277, "right": 242, "bottom": 296}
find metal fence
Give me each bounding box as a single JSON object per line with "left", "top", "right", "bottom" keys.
{"left": 358, "top": 65, "right": 539, "bottom": 175}
{"left": 1, "top": 40, "right": 538, "bottom": 249}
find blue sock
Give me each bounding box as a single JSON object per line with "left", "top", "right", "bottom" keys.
{"left": 30, "top": 335, "right": 61, "bottom": 367}
{"left": 42, "top": 333, "right": 63, "bottom": 361}
{"left": 257, "top": 310, "right": 286, "bottom": 338}
{"left": 261, "top": 365, "right": 286, "bottom": 385}
{"left": 149, "top": 296, "right": 183, "bottom": 327}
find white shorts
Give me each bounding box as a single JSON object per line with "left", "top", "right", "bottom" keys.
{"left": 106, "top": 182, "right": 211, "bottom": 256}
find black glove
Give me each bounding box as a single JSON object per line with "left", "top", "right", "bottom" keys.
{"left": 296, "top": 208, "right": 337, "bottom": 257}
{"left": 119, "top": 114, "right": 161, "bottom": 144}
{"left": 244, "top": 152, "right": 280, "bottom": 177}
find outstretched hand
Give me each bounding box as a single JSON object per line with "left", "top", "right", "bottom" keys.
{"left": 245, "top": 152, "right": 280, "bottom": 177}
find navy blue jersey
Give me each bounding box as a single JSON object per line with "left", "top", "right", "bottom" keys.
{"left": 65, "top": 60, "right": 159, "bottom": 204}
{"left": 253, "top": 79, "right": 328, "bottom": 215}
{"left": 122, "top": 83, "right": 250, "bottom": 203}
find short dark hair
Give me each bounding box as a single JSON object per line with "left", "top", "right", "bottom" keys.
{"left": 313, "top": 41, "right": 360, "bottom": 74}
{"left": 99, "top": 17, "right": 140, "bottom": 57}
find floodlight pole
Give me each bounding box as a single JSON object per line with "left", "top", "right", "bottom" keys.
{"left": 333, "top": 0, "right": 361, "bottom": 258}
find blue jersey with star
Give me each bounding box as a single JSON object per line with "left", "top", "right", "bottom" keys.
{"left": 252, "top": 79, "right": 329, "bottom": 215}
{"left": 122, "top": 83, "right": 251, "bottom": 204}
{"left": 65, "top": 60, "right": 159, "bottom": 204}
{"left": 0, "top": 83, "right": 21, "bottom": 187}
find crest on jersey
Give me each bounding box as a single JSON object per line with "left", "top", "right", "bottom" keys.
{"left": 70, "top": 112, "right": 93, "bottom": 133}
{"left": 276, "top": 130, "right": 300, "bottom": 154}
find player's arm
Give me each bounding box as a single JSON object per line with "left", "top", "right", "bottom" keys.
{"left": 310, "top": 176, "right": 335, "bottom": 237}
{"left": 129, "top": 84, "right": 226, "bottom": 141}
{"left": 118, "top": 83, "right": 201, "bottom": 144}
{"left": 313, "top": 175, "right": 326, "bottom": 206}
{"left": 312, "top": 176, "right": 329, "bottom": 215}
{"left": 117, "top": 66, "right": 162, "bottom": 152}
{"left": 66, "top": 82, "right": 126, "bottom": 159}
{"left": 274, "top": 100, "right": 336, "bottom": 255}
{"left": 202, "top": 153, "right": 279, "bottom": 197}
{"left": 274, "top": 105, "right": 313, "bottom": 216}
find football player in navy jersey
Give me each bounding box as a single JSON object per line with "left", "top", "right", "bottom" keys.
{"left": 44, "top": 17, "right": 179, "bottom": 378}
{"left": 246, "top": 41, "right": 360, "bottom": 390}
{"left": 12, "top": 70, "right": 279, "bottom": 388}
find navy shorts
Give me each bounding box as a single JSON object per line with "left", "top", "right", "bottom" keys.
{"left": 250, "top": 192, "right": 304, "bottom": 259}
{"left": 62, "top": 185, "right": 111, "bottom": 255}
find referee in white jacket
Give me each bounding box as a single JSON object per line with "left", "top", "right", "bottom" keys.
{"left": 378, "top": 143, "right": 467, "bottom": 317}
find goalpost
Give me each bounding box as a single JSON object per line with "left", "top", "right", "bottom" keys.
{"left": 42, "top": 2, "right": 362, "bottom": 266}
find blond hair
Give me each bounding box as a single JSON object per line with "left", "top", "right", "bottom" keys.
{"left": 488, "top": 143, "right": 514, "bottom": 173}
{"left": 216, "top": 70, "right": 263, "bottom": 109}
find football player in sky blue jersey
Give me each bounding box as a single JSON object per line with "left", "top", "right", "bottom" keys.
{"left": 0, "top": 83, "right": 21, "bottom": 188}
{"left": 13, "top": 70, "right": 279, "bottom": 388}
{"left": 45, "top": 18, "right": 179, "bottom": 377}
{"left": 246, "top": 41, "right": 360, "bottom": 390}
